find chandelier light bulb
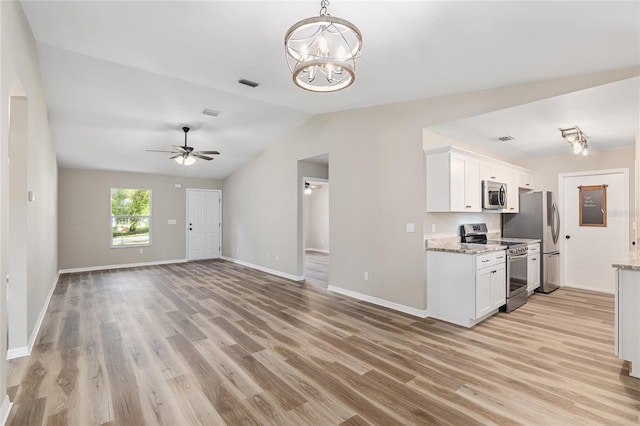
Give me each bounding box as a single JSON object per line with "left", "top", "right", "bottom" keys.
{"left": 582, "top": 145, "right": 589, "bottom": 156}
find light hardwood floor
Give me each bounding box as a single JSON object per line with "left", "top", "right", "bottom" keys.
{"left": 304, "top": 250, "right": 329, "bottom": 288}
{"left": 7, "top": 260, "right": 640, "bottom": 425}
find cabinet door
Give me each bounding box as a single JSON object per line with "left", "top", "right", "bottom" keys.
{"left": 491, "top": 264, "right": 507, "bottom": 309}
{"left": 449, "top": 155, "right": 466, "bottom": 211}
{"left": 464, "top": 158, "right": 481, "bottom": 211}
{"left": 475, "top": 268, "right": 493, "bottom": 318}
{"left": 527, "top": 255, "right": 540, "bottom": 292}
{"left": 504, "top": 172, "right": 519, "bottom": 213}
{"left": 518, "top": 173, "right": 535, "bottom": 189}
{"left": 451, "top": 154, "right": 481, "bottom": 212}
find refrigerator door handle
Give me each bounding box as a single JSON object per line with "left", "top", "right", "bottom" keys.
{"left": 552, "top": 202, "right": 560, "bottom": 245}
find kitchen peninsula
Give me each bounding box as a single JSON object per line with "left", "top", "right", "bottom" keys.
{"left": 612, "top": 255, "right": 640, "bottom": 379}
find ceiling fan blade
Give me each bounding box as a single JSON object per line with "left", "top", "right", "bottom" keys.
{"left": 192, "top": 153, "right": 213, "bottom": 161}
{"left": 197, "top": 150, "right": 220, "bottom": 155}
{"left": 169, "top": 154, "right": 183, "bottom": 159}
{"left": 172, "top": 145, "right": 188, "bottom": 153}
{"left": 146, "top": 149, "right": 177, "bottom": 153}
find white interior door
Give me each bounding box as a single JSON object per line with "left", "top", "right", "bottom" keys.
{"left": 187, "top": 189, "right": 221, "bottom": 260}
{"left": 561, "top": 170, "right": 628, "bottom": 293}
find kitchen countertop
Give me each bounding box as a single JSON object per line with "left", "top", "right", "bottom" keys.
{"left": 425, "top": 236, "right": 541, "bottom": 254}
{"left": 426, "top": 240, "right": 507, "bottom": 254}
{"left": 490, "top": 237, "right": 541, "bottom": 244}
{"left": 612, "top": 252, "right": 640, "bottom": 270}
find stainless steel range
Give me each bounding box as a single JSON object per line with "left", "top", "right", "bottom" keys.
{"left": 461, "top": 223, "right": 528, "bottom": 312}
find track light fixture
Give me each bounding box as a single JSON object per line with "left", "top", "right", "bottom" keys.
{"left": 560, "top": 126, "right": 589, "bottom": 156}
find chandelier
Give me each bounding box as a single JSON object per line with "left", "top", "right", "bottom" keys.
{"left": 560, "top": 126, "right": 589, "bottom": 156}
{"left": 285, "top": 0, "right": 362, "bottom": 92}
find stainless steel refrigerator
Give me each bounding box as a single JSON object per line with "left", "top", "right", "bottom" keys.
{"left": 502, "top": 191, "right": 560, "bottom": 293}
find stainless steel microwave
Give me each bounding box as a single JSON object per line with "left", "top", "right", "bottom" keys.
{"left": 483, "top": 180, "right": 507, "bottom": 210}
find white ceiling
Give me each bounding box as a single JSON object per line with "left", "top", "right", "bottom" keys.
{"left": 429, "top": 76, "right": 640, "bottom": 159}
{"left": 19, "top": 1, "right": 640, "bottom": 179}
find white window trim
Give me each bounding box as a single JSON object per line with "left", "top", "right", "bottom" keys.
{"left": 110, "top": 188, "right": 152, "bottom": 249}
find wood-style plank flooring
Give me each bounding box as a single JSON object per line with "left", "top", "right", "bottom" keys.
{"left": 7, "top": 259, "right": 640, "bottom": 425}
{"left": 304, "top": 250, "right": 329, "bottom": 288}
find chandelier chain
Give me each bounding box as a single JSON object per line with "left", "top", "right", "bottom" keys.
{"left": 319, "top": 0, "right": 330, "bottom": 16}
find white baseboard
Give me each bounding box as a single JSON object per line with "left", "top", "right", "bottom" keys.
{"left": 59, "top": 258, "right": 187, "bottom": 274}
{"left": 305, "top": 248, "right": 329, "bottom": 254}
{"left": 561, "top": 283, "right": 614, "bottom": 294}
{"left": 7, "top": 272, "right": 60, "bottom": 360}
{"left": 7, "top": 346, "right": 29, "bottom": 360}
{"left": 221, "top": 256, "right": 304, "bottom": 281}
{"left": 327, "top": 285, "right": 429, "bottom": 318}
{"left": 0, "top": 395, "right": 12, "bottom": 426}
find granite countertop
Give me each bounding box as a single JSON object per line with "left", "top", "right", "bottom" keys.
{"left": 426, "top": 239, "right": 507, "bottom": 254}
{"left": 612, "top": 252, "right": 640, "bottom": 270}
{"left": 490, "top": 237, "right": 542, "bottom": 244}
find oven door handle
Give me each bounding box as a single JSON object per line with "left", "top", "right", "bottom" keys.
{"left": 508, "top": 252, "right": 528, "bottom": 261}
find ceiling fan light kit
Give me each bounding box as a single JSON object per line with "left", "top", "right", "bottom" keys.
{"left": 285, "top": 0, "right": 362, "bottom": 92}
{"left": 146, "top": 126, "right": 220, "bottom": 166}
{"left": 560, "top": 125, "right": 589, "bottom": 156}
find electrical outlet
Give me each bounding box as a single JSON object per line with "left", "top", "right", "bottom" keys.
{"left": 431, "top": 224, "right": 436, "bottom": 233}
{"left": 276, "top": 254, "right": 279, "bottom": 261}
{"left": 139, "top": 248, "right": 144, "bottom": 254}
{"left": 364, "top": 272, "right": 369, "bottom": 280}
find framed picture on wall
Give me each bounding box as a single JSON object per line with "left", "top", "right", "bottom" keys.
{"left": 579, "top": 184, "right": 607, "bottom": 227}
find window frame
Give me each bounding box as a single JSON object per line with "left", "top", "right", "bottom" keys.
{"left": 110, "top": 188, "right": 152, "bottom": 248}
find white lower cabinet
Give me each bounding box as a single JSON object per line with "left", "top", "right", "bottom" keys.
{"left": 476, "top": 261, "right": 506, "bottom": 318}
{"left": 427, "top": 249, "right": 506, "bottom": 328}
{"left": 615, "top": 268, "right": 640, "bottom": 379}
{"left": 527, "top": 243, "right": 541, "bottom": 293}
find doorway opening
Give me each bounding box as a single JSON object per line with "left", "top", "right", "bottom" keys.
{"left": 304, "top": 179, "right": 329, "bottom": 287}
{"left": 298, "top": 154, "right": 329, "bottom": 287}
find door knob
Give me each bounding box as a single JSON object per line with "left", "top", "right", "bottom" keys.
{"left": 565, "top": 235, "right": 571, "bottom": 239}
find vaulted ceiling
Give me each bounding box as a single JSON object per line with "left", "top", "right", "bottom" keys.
{"left": 20, "top": 1, "right": 640, "bottom": 179}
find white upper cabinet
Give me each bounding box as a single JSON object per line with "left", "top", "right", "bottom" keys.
{"left": 517, "top": 171, "right": 535, "bottom": 189}
{"left": 426, "top": 150, "right": 481, "bottom": 212}
{"left": 481, "top": 162, "right": 510, "bottom": 184}
{"left": 426, "top": 146, "right": 534, "bottom": 213}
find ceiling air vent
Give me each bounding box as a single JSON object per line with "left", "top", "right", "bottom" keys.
{"left": 202, "top": 108, "right": 220, "bottom": 117}
{"left": 238, "top": 78, "right": 259, "bottom": 88}
{"left": 497, "top": 135, "right": 515, "bottom": 142}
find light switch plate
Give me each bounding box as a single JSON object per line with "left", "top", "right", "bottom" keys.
{"left": 405, "top": 223, "right": 415, "bottom": 233}
{"left": 167, "top": 219, "right": 177, "bottom": 225}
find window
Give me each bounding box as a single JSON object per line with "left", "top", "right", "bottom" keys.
{"left": 111, "top": 188, "right": 151, "bottom": 247}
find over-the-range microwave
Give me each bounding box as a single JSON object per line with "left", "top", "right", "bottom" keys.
{"left": 483, "top": 180, "right": 507, "bottom": 210}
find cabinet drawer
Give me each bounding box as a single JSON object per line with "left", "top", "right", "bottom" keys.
{"left": 528, "top": 243, "right": 540, "bottom": 255}
{"left": 476, "top": 250, "right": 506, "bottom": 268}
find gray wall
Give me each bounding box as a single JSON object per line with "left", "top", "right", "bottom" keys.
{"left": 222, "top": 67, "right": 640, "bottom": 312}
{"left": 0, "top": 0, "right": 59, "bottom": 409}
{"left": 8, "top": 97, "right": 28, "bottom": 350}
{"left": 58, "top": 168, "right": 222, "bottom": 270}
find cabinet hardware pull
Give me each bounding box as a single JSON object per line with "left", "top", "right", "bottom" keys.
{"left": 465, "top": 205, "right": 472, "bottom": 208}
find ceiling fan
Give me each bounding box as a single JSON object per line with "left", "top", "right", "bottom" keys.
{"left": 147, "top": 126, "right": 220, "bottom": 166}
